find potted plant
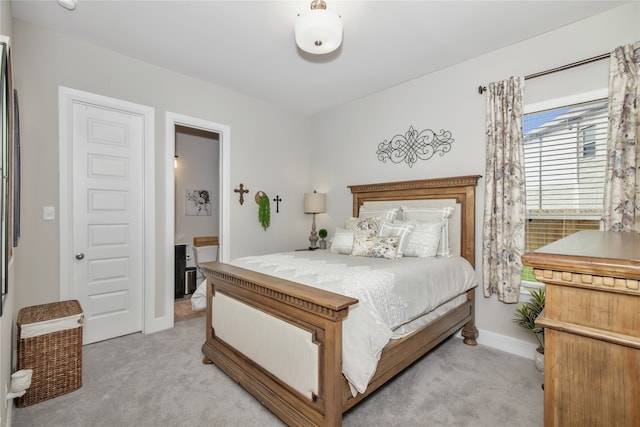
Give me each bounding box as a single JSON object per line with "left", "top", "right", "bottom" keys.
{"left": 318, "top": 228, "right": 328, "bottom": 249}
{"left": 514, "top": 288, "right": 545, "bottom": 372}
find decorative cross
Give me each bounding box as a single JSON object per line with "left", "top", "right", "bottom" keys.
{"left": 273, "top": 195, "right": 283, "bottom": 213}
{"left": 234, "top": 183, "right": 249, "bottom": 205}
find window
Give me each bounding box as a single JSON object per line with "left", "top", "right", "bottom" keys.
{"left": 522, "top": 98, "right": 608, "bottom": 283}
{"left": 582, "top": 125, "right": 596, "bottom": 158}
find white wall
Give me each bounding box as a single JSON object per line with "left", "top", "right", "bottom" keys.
{"left": 309, "top": 2, "right": 640, "bottom": 354}
{"left": 11, "top": 18, "right": 311, "bottom": 322}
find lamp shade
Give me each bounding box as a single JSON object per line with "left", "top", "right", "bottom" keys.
{"left": 295, "top": 5, "right": 343, "bottom": 54}
{"left": 304, "top": 192, "right": 326, "bottom": 214}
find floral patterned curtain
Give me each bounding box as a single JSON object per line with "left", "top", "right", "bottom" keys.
{"left": 603, "top": 42, "right": 640, "bottom": 232}
{"left": 482, "top": 77, "right": 526, "bottom": 303}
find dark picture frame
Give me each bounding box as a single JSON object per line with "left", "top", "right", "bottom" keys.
{"left": 0, "top": 40, "right": 7, "bottom": 316}
{"left": 13, "top": 88, "right": 19, "bottom": 248}
{"left": 0, "top": 36, "right": 14, "bottom": 317}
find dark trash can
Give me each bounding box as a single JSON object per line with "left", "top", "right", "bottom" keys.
{"left": 185, "top": 267, "right": 197, "bottom": 295}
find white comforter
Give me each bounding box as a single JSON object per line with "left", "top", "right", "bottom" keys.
{"left": 219, "top": 251, "right": 477, "bottom": 395}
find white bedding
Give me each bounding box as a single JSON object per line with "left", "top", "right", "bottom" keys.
{"left": 201, "top": 251, "right": 476, "bottom": 395}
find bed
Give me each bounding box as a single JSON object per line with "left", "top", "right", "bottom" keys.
{"left": 200, "top": 175, "right": 481, "bottom": 426}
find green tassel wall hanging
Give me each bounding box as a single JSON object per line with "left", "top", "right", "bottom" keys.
{"left": 257, "top": 192, "right": 270, "bottom": 231}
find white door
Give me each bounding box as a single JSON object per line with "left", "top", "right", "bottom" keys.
{"left": 71, "top": 102, "right": 144, "bottom": 344}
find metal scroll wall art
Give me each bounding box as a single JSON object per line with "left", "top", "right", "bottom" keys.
{"left": 376, "top": 126, "right": 454, "bottom": 168}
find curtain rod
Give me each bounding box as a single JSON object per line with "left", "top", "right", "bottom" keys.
{"left": 477, "top": 52, "right": 610, "bottom": 94}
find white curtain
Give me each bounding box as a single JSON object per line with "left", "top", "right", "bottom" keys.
{"left": 603, "top": 41, "right": 640, "bottom": 232}
{"left": 482, "top": 77, "right": 526, "bottom": 303}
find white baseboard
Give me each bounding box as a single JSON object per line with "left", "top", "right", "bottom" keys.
{"left": 456, "top": 327, "right": 538, "bottom": 359}
{"left": 476, "top": 328, "right": 538, "bottom": 359}
{"left": 144, "top": 314, "right": 173, "bottom": 334}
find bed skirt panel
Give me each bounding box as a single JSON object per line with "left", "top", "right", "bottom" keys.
{"left": 213, "top": 293, "right": 319, "bottom": 400}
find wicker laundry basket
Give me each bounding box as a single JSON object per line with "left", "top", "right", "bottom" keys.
{"left": 16, "top": 300, "right": 83, "bottom": 407}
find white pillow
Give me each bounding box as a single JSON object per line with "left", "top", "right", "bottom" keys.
{"left": 344, "top": 216, "right": 381, "bottom": 233}
{"left": 359, "top": 207, "right": 399, "bottom": 222}
{"left": 401, "top": 206, "right": 453, "bottom": 257}
{"left": 401, "top": 221, "right": 444, "bottom": 258}
{"left": 351, "top": 234, "right": 402, "bottom": 259}
{"left": 330, "top": 228, "right": 375, "bottom": 255}
{"left": 377, "top": 221, "right": 414, "bottom": 258}
{"left": 330, "top": 228, "right": 355, "bottom": 254}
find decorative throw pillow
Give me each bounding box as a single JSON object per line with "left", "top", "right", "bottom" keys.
{"left": 351, "top": 234, "right": 401, "bottom": 259}
{"left": 358, "top": 207, "right": 399, "bottom": 222}
{"left": 330, "top": 228, "right": 375, "bottom": 255}
{"left": 377, "top": 221, "right": 414, "bottom": 258}
{"left": 401, "top": 206, "right": 454, "bottom": 257}
{"left": 402, "top": 221, "right": 444, "bottom": 258}
{"left": 344, "top": 216, "right": 381, "bottom": 233}
{"left": 330, "top": 228, "right": 355, "bottom": 254}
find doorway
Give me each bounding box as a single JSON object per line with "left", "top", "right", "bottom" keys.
{"left": 165, "top": 113, "right": 230, "bottom": 325}
{"left": 174, "top": 126, "right": 218, "bottom": 320}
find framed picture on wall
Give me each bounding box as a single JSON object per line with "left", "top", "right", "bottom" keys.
{"left": 13, "top": 88, "right": 19, "bottom": 248}
{"left": 0, "top": 37, "right": 12, "bottom": 317}
{"left": 185, "top": 189, "right": 212, "bottom": 216}
{"left": 0, "top": 39, "right": 6, "bottom": 317}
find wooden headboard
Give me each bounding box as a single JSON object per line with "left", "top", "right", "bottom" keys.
{"left": 348, "top": 175, "right": 481, "bottom": 267}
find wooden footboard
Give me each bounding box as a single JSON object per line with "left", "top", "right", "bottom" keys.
{"left": 201, "top": 261, "right": 358, "bottom": 426}
{"left": 201, "top": 262, "right": 477, "bottom": 426}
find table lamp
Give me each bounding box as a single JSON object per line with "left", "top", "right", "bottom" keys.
{"left": 304, "top": 191, "right": 326, "bottom": 249}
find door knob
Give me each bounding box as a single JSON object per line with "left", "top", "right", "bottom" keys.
{"left": 75, "top": 253, "right": 85, "bottom": 260}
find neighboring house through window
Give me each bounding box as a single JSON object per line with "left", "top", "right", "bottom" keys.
{"left": 522, "top": 96, "right": 608, "bottom": 284}
{"left": 582, "top": 125, "right": 597, "bottom": 158}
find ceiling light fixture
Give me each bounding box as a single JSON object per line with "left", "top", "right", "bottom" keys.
{"left": 295, "top": 0, "right": 343, "bottom": 55}
{"left": 57, "top": 0, "right": 78, "bottom": 11}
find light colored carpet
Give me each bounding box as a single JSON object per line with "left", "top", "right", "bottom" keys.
{"left": 12, "top": 316, "right": 543, "bottom": 426}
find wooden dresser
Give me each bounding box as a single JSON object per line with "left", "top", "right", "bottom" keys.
{"left": 521, "top": 230, "right": 640, "bottom": 427}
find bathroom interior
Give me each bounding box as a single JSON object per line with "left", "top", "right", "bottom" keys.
{"left": 174, "top": 125, "right": 220, "bottom": 317}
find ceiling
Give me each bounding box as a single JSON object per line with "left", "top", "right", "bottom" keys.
{"left": 11, "top": 0, "right": 626, "bottom": 116}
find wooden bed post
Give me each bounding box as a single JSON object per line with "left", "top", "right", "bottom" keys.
{"left": 323, "top": 320, "right": 344, "bottom": 427}
{"left": 202, "top": 278, "right": 214, "bottom": 365}
{"left": 461, "top": 288, "right": 478, "bottom": 346}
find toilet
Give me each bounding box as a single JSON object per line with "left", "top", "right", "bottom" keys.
{"left": 193, "top": 244, "right": 218, "bottom": 272}
{"left": 192, "top": 236, "right": 219, "bottom": 279}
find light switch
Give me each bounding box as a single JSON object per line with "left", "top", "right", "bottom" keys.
{"left": 43, "top": 206, "right": 56, "bottom": 221}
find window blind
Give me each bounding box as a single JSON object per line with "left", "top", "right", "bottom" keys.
{"left": 522, "top": 98, "right": 607, "bottom": 281}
